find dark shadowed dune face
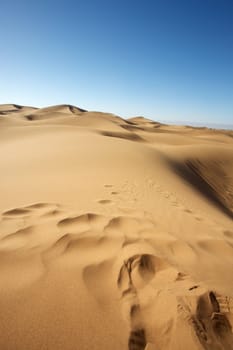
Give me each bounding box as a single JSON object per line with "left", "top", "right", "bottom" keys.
{"left": 0, "top": 105, "right": 24, "bottom": 115}
{"left": 68, "top": 105, "right": 87, "bottom": 114}
{"left": 170, "top": 158, "right": 233, "bottom": 219}
{"left": 100, "top": 130, "right": 145, "bottom": 142}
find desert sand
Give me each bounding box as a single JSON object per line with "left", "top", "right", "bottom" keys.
{"left": 0, "top": 103, "right": 233, "bottom": 350}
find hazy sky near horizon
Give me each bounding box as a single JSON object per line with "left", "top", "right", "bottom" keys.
{"left": 1, "top": 0, "right": 233, "bottom": 124}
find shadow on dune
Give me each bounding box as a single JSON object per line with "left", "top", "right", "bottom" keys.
{"left": 23, "top": 104, "right": 87, "bottom": 121}
{"left": 100, "top": 130, "right": 145, "bottom": 142}
{"left": 68, "top": 105, "right": 87, "bottom": 114}
{"left": 170, "top": 159, "right": 233, "bottom": 219}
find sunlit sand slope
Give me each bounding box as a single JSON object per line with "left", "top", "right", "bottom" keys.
{"left": 0, "top": 104, "right": 233, "bottom": 350}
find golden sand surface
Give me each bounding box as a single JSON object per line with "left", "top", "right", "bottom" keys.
{"left": 0, "top": 103, "right": 233, "bottom": 349}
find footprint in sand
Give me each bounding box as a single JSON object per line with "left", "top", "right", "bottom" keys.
{"left": 194, "top": 291, "right": 233, "bottom": 349}
{"left": 183, "top": 209, "right": 193, "bottom": 214}
{"left": 117, "top": 253, "right": 183, "bottom": 349}
{"left": 97, "top": 199, "right": 113, "bottom": 205}
{"left": 117, "top": 254, "right": 156, "bottom": 295}
{"left": 178, "top": 291, "right": 233, "bottom": 350}
{"left": 117, "top": 254, "right": 152, "bottom": 349}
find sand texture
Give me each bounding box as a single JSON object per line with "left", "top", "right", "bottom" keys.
{"left": 0, "top": 103, "right": 233, "bottom": 349}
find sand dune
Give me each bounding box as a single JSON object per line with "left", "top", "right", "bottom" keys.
{"left": 0, "top": 103, "right": 232, "bottom": 349}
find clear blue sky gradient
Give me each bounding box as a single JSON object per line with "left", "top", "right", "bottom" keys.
{"left": 1, "top": 0, "right": 233, "bottom": 124}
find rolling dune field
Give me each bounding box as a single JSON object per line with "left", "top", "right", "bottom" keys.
{"left": 0, "top": 103, "right": 233, "bottom": 350}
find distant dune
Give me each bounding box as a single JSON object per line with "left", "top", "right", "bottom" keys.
{"left": 0, "top": 104, "right": 233, "bottom": 350}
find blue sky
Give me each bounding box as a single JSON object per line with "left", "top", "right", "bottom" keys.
{"left": 1, "top": 0, "right": 233, "bottom": 124}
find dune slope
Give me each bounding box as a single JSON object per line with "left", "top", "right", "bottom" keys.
{"left": 0, "top": 104, "right": 233, "bottom": 350}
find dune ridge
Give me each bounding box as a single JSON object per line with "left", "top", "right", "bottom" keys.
{"left": 0, "top": 103, "right": 232, "bottom": 350}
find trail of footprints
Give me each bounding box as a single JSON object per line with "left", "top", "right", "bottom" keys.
{"left": 145, "top": 176, "right": 217, "bottom": 226}
{"left": 145, "top": 177, "right": 233, "bottom": 244}
{"left": 1, "top": 202, "right": 233, "bottom": 349}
